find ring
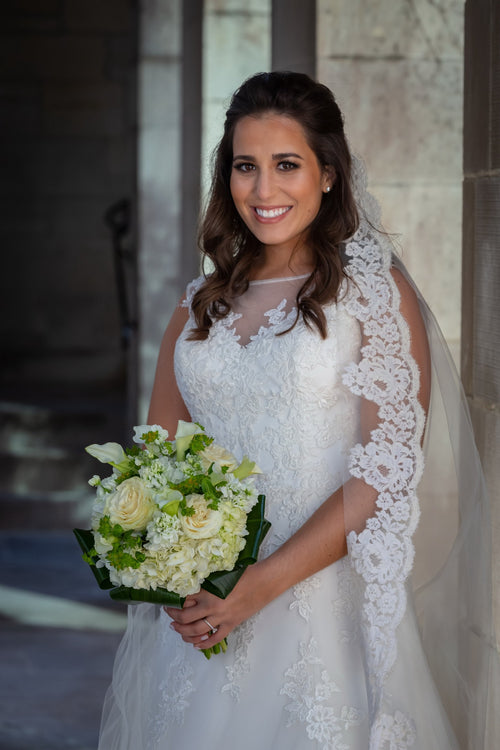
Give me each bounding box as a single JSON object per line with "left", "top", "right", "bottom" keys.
{"left": 203, "top": 617, "right": 218, "bottom": 635}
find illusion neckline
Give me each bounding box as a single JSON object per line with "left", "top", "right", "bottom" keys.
{"left": 248, "top": 273, "right": 310, "bottom": 286}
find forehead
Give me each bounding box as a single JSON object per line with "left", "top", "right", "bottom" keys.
{"left": 232, "top": 113, "right": 313, "bottom": 155}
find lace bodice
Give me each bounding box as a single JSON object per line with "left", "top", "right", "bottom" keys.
{"left": 175, "top": 275, "right": 362, "bottom": 540}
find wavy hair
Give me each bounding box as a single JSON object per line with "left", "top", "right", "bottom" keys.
{"left": 189, "top": 71, "right": 359, "bottom": 340}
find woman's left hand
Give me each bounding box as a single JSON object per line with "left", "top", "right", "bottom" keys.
{"left": 164, "top": 563, "right": 265, "bottom": 650}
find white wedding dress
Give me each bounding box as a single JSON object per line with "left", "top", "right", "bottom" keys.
{"left": 98, "top": 270, "right": 462, "bottom": 749}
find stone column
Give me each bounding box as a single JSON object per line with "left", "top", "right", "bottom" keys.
{"left": 462, "top": 2, "right": 500, "bottom": 743}
{"left": 272, "top": 0, "right": 316, "bottom": 76}
{"left": 137, "top": 0, "right": 183, "bottom": 419}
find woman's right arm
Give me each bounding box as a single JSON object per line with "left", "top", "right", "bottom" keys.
{"left": 147, "top": 298, "right": 192, "bottom": 434}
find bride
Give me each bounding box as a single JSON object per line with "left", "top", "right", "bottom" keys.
{"left": 98, "top": 72, "right": 497, "bottom": 749}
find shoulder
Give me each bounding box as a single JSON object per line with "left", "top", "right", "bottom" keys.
{"left": 184, "top": 274, "right": 206, "bottom": 309}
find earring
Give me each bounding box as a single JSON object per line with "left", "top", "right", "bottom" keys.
{"left": 325, "top": 186, "right": 331, "bottom": 193}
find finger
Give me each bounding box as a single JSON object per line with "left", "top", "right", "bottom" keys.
{"left": 170, "top": 618, "right": 218, "bottom": 642}
{"left": 193, "top": 626, "right": 227, "bottom": 650}
{"left": 164, "top": 602, "right": 200, "bottom": 623}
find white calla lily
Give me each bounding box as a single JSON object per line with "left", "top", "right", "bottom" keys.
{"left": 86, "top": 442, "right": 127, "bottom": 466}
{"left": 174, "top": 420, "right": 205, "bottom": 460}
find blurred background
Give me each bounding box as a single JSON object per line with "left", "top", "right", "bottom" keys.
{"left": 0, "top": 1, "right": 498, "bottom": 748}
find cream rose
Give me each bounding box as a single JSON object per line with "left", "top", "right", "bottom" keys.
{"left": 198, "top": 443, "right": 238, "bottom": 472}
{"left": 106, "top": 477, "right": 156, "bottom": 531}
{"left": 180, "top": 494, "right": 223, "bottom": 539}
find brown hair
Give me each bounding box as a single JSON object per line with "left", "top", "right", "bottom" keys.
{"left": 189, "top": 71, "right": 359, "bottom": 340}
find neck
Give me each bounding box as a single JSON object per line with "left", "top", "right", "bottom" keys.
{"left": 252, "top": 244, "right": 314, "bottom": 281}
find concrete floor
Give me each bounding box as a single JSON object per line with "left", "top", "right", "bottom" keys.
{"left": 0, "top": 531, "right": 127, "bottom": 750}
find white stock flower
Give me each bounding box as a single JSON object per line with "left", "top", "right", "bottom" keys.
{"left": 106, "top": 477, "right": 156, "bottom": 531}
{"left": 133, "top": 424, "right": 169, "bottom": 444}
{"left": 180, "top": 494, "right": 223, "bottom": 539}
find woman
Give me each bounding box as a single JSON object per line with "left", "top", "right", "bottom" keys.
{"left": 99, "top": 72, "right": 496, "bottom": 749}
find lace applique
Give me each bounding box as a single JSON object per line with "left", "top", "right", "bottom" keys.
{"left": 152, "top": 652, "right": 194, "bottom": 739}
{"left": 281, "top": 638, "right": 363, "bottom": 750}
{"left": 372, "top": 711, "right": 416, "bottom": 749}
{"left": 221, "top": 613, "right": 258, "bottom": 701}
{"left": 290, "top": 576, "right": 321, "bottom": 622}
{"left": 248, "top": 298, "right": 298, "bottom": 343}
{"left": 333, "top": 558, "right": 359, "bottom": 644}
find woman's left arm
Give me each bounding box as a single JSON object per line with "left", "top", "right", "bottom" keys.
{"left": 167, "top": 268, "right": 431, "bottom": 649}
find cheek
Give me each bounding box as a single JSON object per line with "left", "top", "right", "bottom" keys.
{"left": 230, "top": 175, "right": 245, "bottom": 208}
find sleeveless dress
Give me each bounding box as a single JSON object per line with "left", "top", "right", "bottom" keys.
{"left": 97, "top": 272, "right": 462, "bottom": 750}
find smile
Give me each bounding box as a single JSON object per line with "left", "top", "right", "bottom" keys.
{"left": 254, "top": 206, "right": 291, "bottom": 219}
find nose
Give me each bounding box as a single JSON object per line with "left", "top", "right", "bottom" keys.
{"left": 254, "top": 168, "right": 275, "bottom": 201}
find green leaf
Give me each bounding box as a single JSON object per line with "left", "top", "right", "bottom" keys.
{"left": 237, "top": 495, "right": 271, "bottom": 566}
{"left": 199, "top": 494, "right": 270, "bottom": 599}
{"left": 109, "top": 586, "right": 185, "bottom": 608}
{"left": 73, "top": 528, "right": 114, "bottom": 590}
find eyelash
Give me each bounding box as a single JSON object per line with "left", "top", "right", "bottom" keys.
{"left": 233, "top": 161, "right": 299, "bottom": 173}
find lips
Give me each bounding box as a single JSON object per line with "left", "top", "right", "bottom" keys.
{"left": 254, "top": 206, "right": 291, "bottom": 219}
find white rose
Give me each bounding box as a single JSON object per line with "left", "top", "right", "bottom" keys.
{"left": 198, "top": 443, "right": 238, "bottom": 472}
{"left": 106, "top": 477, "right": 156, "bottom": 531}
{"left": 180, "top": 494, "right": 223, "bottom": 539}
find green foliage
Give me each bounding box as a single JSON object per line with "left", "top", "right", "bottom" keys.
{"left": 189, "top": 433, "right": 213, "bottom": 453}
{"left": 179, "top": 501, "right": 196, "bottom": 517}
{"left": 98, "top": 516, "right": 124, "bottom": 539}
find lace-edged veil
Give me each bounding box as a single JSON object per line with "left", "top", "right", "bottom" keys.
{"left": 340, "top": 155, "right": 499, "bottom": 748}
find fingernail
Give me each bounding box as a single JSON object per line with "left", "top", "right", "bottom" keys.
{"left": 200, "top": 634, "right": 209, "bottom": 641}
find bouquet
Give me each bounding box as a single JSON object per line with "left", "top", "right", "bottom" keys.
{"left": 74, "top": 421, "right": 270, "bottom": 657}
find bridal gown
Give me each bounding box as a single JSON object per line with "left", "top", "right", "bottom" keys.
{"left": 98, "top": 271, "right": 461, "bottom": 750}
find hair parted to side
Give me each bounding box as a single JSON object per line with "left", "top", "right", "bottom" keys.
{"left": 189, "top": 70, "right": 359, "bottom": 340}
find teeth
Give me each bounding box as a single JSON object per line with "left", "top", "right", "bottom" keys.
{"left": 255, "top": 207, "right": 290, "bottom": 218}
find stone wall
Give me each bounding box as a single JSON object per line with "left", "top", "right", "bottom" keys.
{"left": 0, "top": 0, "right": 138, "bottom": 399}
{"left": 201, "top": 0, "right": 271, "bottom": 195}
{"left": 462, "top": 0, "right": 500, "bottom": 696}
{"left": 317, "top": 0, "right": 464, "bottom": 365}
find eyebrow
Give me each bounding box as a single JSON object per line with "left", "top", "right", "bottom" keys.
{"left": 232, "top": 152, "right": 304, "bottom": 162}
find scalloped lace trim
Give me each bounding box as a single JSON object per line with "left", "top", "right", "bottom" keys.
{"left": 342, "top": 225, "right": 425, "bottom": 742}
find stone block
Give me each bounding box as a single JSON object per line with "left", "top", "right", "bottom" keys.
{"left": 140, "top": 0, "right": 181, "bottom": 57}
{"left": 318, "top": 0, "right": 463, "bottom": 61}
{"left": 472, "top": 176, "right": 500, "bottom": 403}
{"left": 0, "top": 36, "right": 105, "bottom": 80}
{"left": 207, "top": 0, "right": 269, "bottom": 11}
{"left": 139, "top": 60, "right": 181, "bottom": 129}
{"left": 463, "top": 0, "right": 491, "bottom": 173}
{"left": 0, "top": 83, "right": 42, "bottom": 135}
{"left": 1, "top": 0, "right": 61, "bottom": 32}
{"left": 43, "top": 82, "right": 125, "bottom": 137}
{"left": 201, "top": 97, "right": 228, "bottom": 193}
{"left": 318, "top": 57, "right": 463, "bottom": 183}
{"left": 461, "top": 177, "right": 475, "bottom": 393}
{"left": 104, "top": 35, "right": 139, "bottom": 86}
{"left": 203, "top": 8, "right": 270, "bottom": 101}
{"left": 371, "top": 182, "right": 462, "bottom": 343}
{"left": 492, "top": 0, "right": 500, "bottom": 169}
{"left": 0, "top": 139, "right": 132, "bottom": 197}
{"left": 63, "top": 0, "right": 135, "bottom": 33}
{"left": 468, "top": 399, "right": 500, "bottom": 648}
